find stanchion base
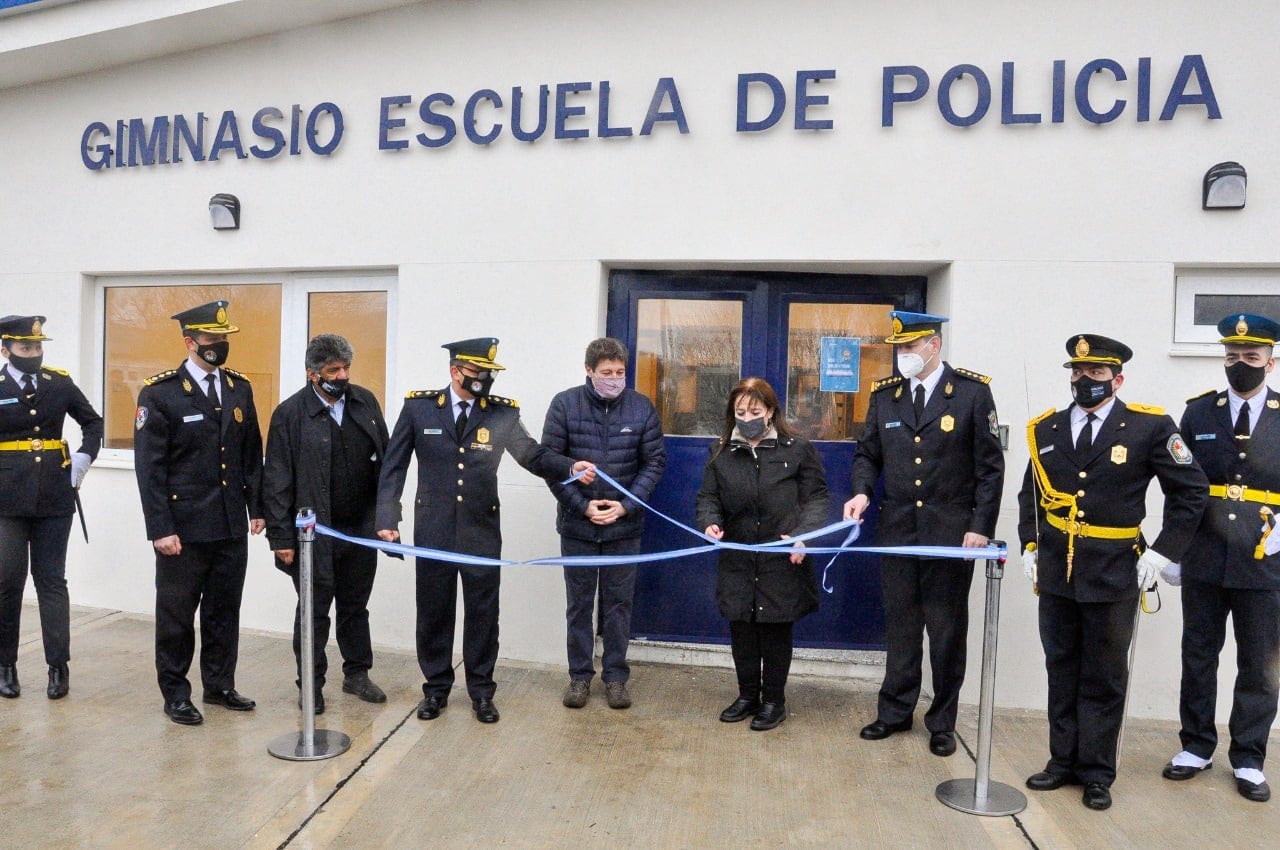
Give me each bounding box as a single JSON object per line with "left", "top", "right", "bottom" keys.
{"left": 935, "top": 778, "right": 1027, "bottom": 816}
{"left": 268, "top": 729, "right": 351, "bottom": 761}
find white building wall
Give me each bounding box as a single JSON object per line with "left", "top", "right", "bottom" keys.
{"left": 2, "top": 0, "right": 1276, "bottom": 720}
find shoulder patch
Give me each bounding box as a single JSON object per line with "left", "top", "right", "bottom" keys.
{"left": 1185, "top": 389, "right": 1217, "bottom": 404}
{"left": 871, "top": 375, "right": 904, "bottom": 392}
{"left": 486, "top": 394, "right": 519, "bottom": 408}
{"left": 223, "top": 367, "right": 249, "bottom": 382}
{"left": 1126, "top": 402, "right": 1166, "bottom": 415}
{"left": 952, "top": 367, "right": 991, "bottom": 384}
{"left": 406, "top": 389, "right": 442, "bottom": 400}
{"left": 144, "top": 369, "right": 180, "bottom": 386}
{"left": 41, "top": 366, "right": 70, "bottom": 377}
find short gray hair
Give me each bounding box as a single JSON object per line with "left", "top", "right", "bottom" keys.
{"left": 305, "top": 334, "right": 354, "bottom": 373}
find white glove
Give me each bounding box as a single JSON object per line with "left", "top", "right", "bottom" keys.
{"left": 1136, "top": 548, "right": 1170, "bottom": 591}
{"left": 1263, "top": 522, "right": 1280, "bottom": 557}
{"left": 70, "top": 452, "right": 92, "bottom": 489}
{"left": 1159, "top": 562, "right": 1182, "bottom": 587}
{"left": 1022, "top": 547, "right": 1037, "bottom": 584}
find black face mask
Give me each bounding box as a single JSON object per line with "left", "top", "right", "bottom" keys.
{"left": 318, "top": 377, "right": 349, "bottom": 398}
{"left": 6, "top": 352, "right": 42, "bottom": 375}
{"left": 1226, "top": 361, "right": 1267, "bottom": 394}
{"left": 1072, "top": 375, "right": 1114, "bottom": 408}
{"left": 735, "top": 416, "right": 769, "bottom": 441}
{"left": 197, "top": 341, "right": 229, "bottom": 367}
{"left": 463, "top": 371, "right": 495, "bottom": 399}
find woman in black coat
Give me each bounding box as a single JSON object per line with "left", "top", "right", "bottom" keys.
{"left": 696, "top": 377, "right": 829, "bottom": 730}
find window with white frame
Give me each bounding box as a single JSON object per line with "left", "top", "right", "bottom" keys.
{"left": 1173, "top": 269, "right": 1280, "bottom": 353}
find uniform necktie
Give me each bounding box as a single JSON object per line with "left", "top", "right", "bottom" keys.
{"left": 1235, "top": 402, "right": 1251, "bottom": 441}
{"left": 1076, "top": 412, "right": 1096, "bottom": 453}
{"left": 205, "top": 373, "right": 220, "bottom": 409}
{"left": 456, "top": 400, "right": 470, "bottom": 442}
{"left": 22, "top": 374, "right": 35, "bottom": 400}
{"left": 913, "top": 384, "right": 925, "bottom": 420}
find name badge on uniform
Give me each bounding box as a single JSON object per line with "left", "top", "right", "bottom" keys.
{"left": 1110, "top": 445, "right": 1127, "bottom": 464}
{"left": 885, "top": 421, "right": 902, "bottom": 429}
{"left": 1194, "top": 433, "right": 1216, "bottom": 441}
{"left": 0, "top": 398, "right": 17, "bottom": 406}
{"left": 1039, "top": 444, "right": 1054, "bottom": 455}
{"left": 940, "top": 415, "right": 955, "bottom": 433}
{"left": 424, "top": 428, "right": 443, "bottom": 435}
{"left": 183, "top": 414, "right": 204, "bottom": 423}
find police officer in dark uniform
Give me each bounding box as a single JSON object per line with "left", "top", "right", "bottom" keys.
{"left": 1019, "top": 333, "right": 1208, "bottom": 811}
{"left": 375, "top": 338, "right": 588, "bottom": 724}
{"left": 844, "top": 311, "right": 1005, "bottom": 758}
{"left": 134, "top": 301, "right": 265, "bottom": 726}
{"left": 0, "top": 316, "right": 102, "bottom": 700}
{"left": 1161, "top": 314, "right": 1280, "bottom": 803}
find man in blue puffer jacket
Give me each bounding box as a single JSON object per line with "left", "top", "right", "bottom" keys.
{"left": 542, "top": 338, "right": 665, "bottom": 710}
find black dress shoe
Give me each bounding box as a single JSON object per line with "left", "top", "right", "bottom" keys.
{"left": 1082, "top": 783, "right": 1112, "bottom": 810}
{"left": 1236, "top": 777, "right": 1272, "bottom": 802}
{"left": 164, "top": 699, "right": 204, "bottom": 726}
{"left": 1026, "top": 771, "right": 1071, "bottom": 791}
{"left": 0, "top": 664, "right": 20, "bottom": 698}
{"left": 750, "top": 702, "right": 787, "bottom": 731}
{"left": 929, "top": 731, "right": 956, "bottom": 757}
{"left": 202, "top": 689, "right": 256, "bottom": 711}
{"left": 47, "top": 664, "right": 68, "bottom": 700}
{"left": 859, "top": 717, "right": 912, "bottom": 740}
{"left": 297, "top": 692, "right": 325, "bottom": 715}
{"left": 473, "top": 697, "right": 500, "bottom": 723}
{"left": 1162, "top": 762, "right": 1211, "bottom": 781}
{"left": 342, "top": 673, "right": 387, "bottom": 703}
{"left": 719, "top": 697, "right": 761, "bottom": 723}
{"left": 416, "top": 694, "right": 447, "bottom": 720}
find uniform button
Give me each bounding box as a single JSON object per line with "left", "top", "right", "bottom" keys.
{"left": 1228, "top": 513, "right": 1237, "bottom": 521}
{"left": 458, "top": 463, "right": 464, "bottom": 470}
{"left": 457, "top": 479, "right": 464, "bottom": 486}
{"left": 32, "top": 426, "right": 40, "bottom": 433}
{"left": 171, "top": 495, "right": 178, "bottom": 501}
{"left": 914, "top": 436, "right": 922, "bottom": 444}
{"left": 1078, "top": 471, "right": 1087, "bottom": 479}
{"left": 457, "top": 495, "right": 463, "bottom": 502}
{"left": 916, "top": 500, "right": 923, "bottom": 507}
{"left": 222, "top": 480, "right": 227, "bottom": 486}
{"left": 1234, "top": 474, "right": 1243, "bottom": 481}
{"left": 1077, "top": 510, "right": 1086, "bottom": 518}
{"left": 1077, "top": 490, "right": 1085, "bottom": 497}
{"left": 1240, "top": 452, "right": 1248, "bottom": 460}
{"left": 221, "top": 463, "right": 226, "bottom": 470}
{"left": 459, "top": 447, "right": 465, "bottom": 454}
{"left": 29, "top": 410, "right": 36, "bottom": 416}
{"left": 914, "top": 457, "right": 922, "bottom": 465}
{"left": 34, "top": 456, "right": 41, "bottom": 463}
{"left": 914, "top": 479, "right": 922, "bottom": 486}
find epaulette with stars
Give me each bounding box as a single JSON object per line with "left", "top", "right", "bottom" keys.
{"left": 482, "top": 395, "right": 519, "bottom": 409}
{"left": 871, "top": 375, "right": 903, "bottom": 392}
{"left": 223, "top": 367, "right": 250, "bottom": 382}
{"left": 1126, "top": 402, "right": 1166, "bottom": 415}
{"left": 952, "top": 368, "right": 991, "bottom": 384}
{"left": 1185, "top": 389, "right": 1218, "bottom": 404}
{"left": 406, "top": 389, "right": 443, "bottom": 402}
{"left": 144, "top": 369, "right": 180, "bottom": 386}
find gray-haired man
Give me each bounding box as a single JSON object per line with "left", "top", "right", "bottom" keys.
{"left": 263, "top": 334, "right": 390, "bottom": 712}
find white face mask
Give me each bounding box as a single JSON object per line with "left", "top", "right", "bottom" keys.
{"left": 896, "top": 346, "right": 936, "bottom": 380}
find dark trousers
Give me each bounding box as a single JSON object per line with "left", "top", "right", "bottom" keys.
{"left": 877, "top": 555, "right": 974, "bottom": 733}
{"left": 1038, "top": 591, "right": 1136, "bottom": 786}
{"left": 154, "top": 537, "right": 248, "bottom": 702}
{"left": 290, "top": 535, "right": 377, "bottom": 689}
{"left": 562, "top": 536, "right": 639, "bottom": 684}
{"left": 416, "top": 558, "right": 498, "bottom": 701}
{"left": 0, "top": 515, "right": 74, "bottom": 666}
{"left": 1178, "top": 580, "right": 1280, "bottom": 771}
{"left": 729, "top": 620, "right": 794, "bottom": 705}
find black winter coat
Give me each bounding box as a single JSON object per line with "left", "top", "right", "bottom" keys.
{"left": 541, "top": 380, "right": 665, "bottom": 542}
{"left": 696, "top": 435, "right": 829, "bottom": 623}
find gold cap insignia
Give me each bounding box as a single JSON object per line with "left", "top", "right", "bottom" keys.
{"left": 233, "top": 406, "right": 243, "bottom": 423}
{"left": 1236, "top": 316, "right": 1249, "bottom": 336}
{"left": 487, "top": 343, "right": 497, "bottom": 360}
{"left": 216, "top": 306, "right": 228, "bottom": 325}
{"left": 892, "top": 316, "right": 904, "bottom": 335}
{"left": 31, "top": 319, "right": 42, "bottom": 336}
{"left": 1074, "top": 336, "right": 1090, "bottom": 357}
{"left": 477, "top": 427, "right": 490, "bottom": 444}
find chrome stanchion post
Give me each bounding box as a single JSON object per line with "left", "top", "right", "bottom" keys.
{"left": 936, "top": 542, "right": 1027, "bottom": 816}
{"left": 269, "top": 509, "right": 351, "bottom": 761}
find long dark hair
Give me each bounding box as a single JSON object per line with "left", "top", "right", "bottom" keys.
{"left": 711, "top": 376, "right": 794, "bottom": 459}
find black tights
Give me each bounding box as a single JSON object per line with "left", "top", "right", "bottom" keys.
{"left": 729, "top": 620, "right": 794, "bottom": 705}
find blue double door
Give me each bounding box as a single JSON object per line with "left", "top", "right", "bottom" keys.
{"left": 606, "top": 269, "right": 926, "bottom": 651}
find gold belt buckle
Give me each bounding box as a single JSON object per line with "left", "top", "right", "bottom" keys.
{"left": 30, "top": 438, "right": 44, "bottom": 452}
{"left": 1226, "top": 484, "right": 1244, "bottom": 501}
{"left": 1067, "top": 520, "right": 1083, "bottom": 535}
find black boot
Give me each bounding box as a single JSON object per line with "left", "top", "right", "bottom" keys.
{"left": 47, "top": 664, "right": 68, "bottom": 700}
{"left": 0, "top": 664, "right": 19, "bottom": 698}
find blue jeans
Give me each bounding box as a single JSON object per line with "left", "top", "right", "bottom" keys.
{"left": 562, "top": 537, "right": 640, "bottom": 684}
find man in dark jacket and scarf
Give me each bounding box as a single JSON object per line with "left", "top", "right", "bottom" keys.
{"left": 543, "top": 338, "right": 665, "bottom": 710}
{"left": 263, "top": 334, "right": 391, "bottom": 712}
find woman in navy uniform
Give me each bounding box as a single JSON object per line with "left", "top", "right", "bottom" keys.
{"left": 0, "top": 315, "right": 102, "bottom": 700}
{"left": 1161, "top": 313, "right": 1280, "bottom": 802}
{"left": 1019, "top": 334, "right": 1208, "bottom": 811}
{"left": 844, "top": 310, "right": 1005, "bottom": 758}
{"left": 133, "top": 301, "right": 264, "bottom": 726}
{"left": 376, "top": 338, "right": 588, "bottom": 724}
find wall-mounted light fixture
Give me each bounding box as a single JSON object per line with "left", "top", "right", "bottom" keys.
{"left": 209, "top": 193, "right": 241, "bottom": 229}
{"left": 1203, "top": 162, "right": 1246, "bottom": 210}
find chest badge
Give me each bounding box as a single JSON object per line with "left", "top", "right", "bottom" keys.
{"left": 182, "top": 378, "right": 192, "bottom": 393}
{"left": 1269, "top": 399, "right": 1279, "bottom": 409}
{"left": 1110, "top": 445, "right": 1127, "bottom": 464}
{"left": 233, "top": 406, "right": 243, "bottom": 423}
{"left": 477, "top": 427, "right": 490, "bottom": 444}
{"left": 940, "top": 414, "right": 955, "bottom": 433}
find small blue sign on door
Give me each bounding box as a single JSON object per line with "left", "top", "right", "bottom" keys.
{"left": 819, "top": 336, "right": 860, "bottom": 392}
